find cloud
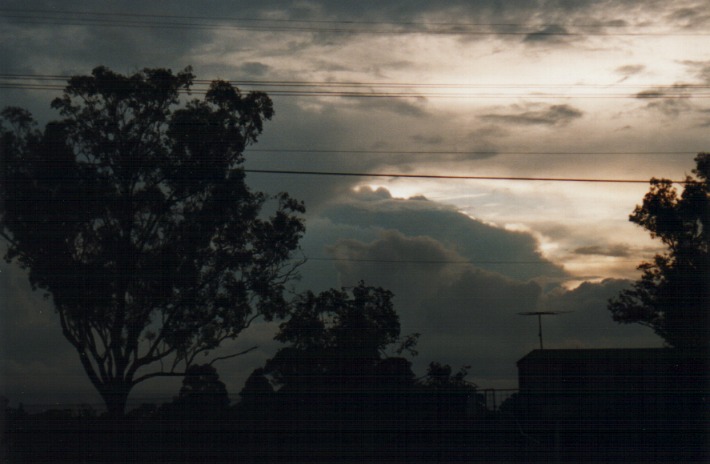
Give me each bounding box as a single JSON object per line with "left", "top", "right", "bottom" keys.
{"left": 410, "top": 134, "right": 445, "bottom": 145}
{"left": 680, "top": 60, "right": 710, "bottom": 84}
{"left": 325, "top": 229, "right": 660, "bottom": 387}
{"left": 541, "top": 279, "right": 662, "bottom": 348}
{"left": 319, "top": 187, "right": 567, "bottom": 281}
{"left": 480, "top": 104, "right": 584, "bottom": 127}
{"left": 348, "top": 96, "right": 429, "bottom": 117}
{"left": 635, "top": 84, "right": 694, "bottom": 117}
{"left": 573, "top": 244, "right": 631, "bottom": 257}
{"left": 614, "top": 64, "right": 645, "bottom": 81}
{"left": 523, "top": 25, "right": 573, "bottom": 45}
{"left": 0, "top": 0, "right": 697, "bottom": 405}
{"left": 699, "top": 108, "right": 710, "bottom": 127}
{"left": 667, "top": 6, "right": 710, "bottom": 28}
{"left": 325, "top": 228, "right": 542, "bottom": 384}
{"left": 236, "top": 61, "right": 271, "bottom": 77}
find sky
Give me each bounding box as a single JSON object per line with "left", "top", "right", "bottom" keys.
{"left": 1, "top": 1, "right": 708, "bottom": 409}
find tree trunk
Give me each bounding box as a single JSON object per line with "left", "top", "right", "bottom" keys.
{"left": 101, "top": 381, "right": 131, "bottom": 418}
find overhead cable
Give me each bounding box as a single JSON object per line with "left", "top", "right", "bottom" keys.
{"left": 244, "top": 169, "right": 688, "bottom": 184}
{"left": 2, "top": 8, "right": 709, "bottom": 36}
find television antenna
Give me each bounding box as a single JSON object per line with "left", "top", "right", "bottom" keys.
{"left": 518, "top": 311, "right": 573, "bottom": 349}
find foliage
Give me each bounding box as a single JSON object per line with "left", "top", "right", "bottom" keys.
{"left": 263, "top": 282, "right": 407, "bottom": 391}
{"left": 420, "top": 362, "right": 476, "bottom": 391}
{"left": 0, "top": 66, "right": 305, "bottom": 415}
{"left": 608, "top": 153, "right": 709, "bottom": 349}
{"left": 165, "top": 364, "right": 230, "bottom": 417}
{"left": 238, "top": 368, "right": 274, "bottom": 404}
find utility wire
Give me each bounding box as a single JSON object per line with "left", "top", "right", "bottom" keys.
{"left": 2, "top": 74, "right": 707, "bottom": 99}
{"left": 244, "top": 168, "right": 688, "bottom": 184}
{"left": 3, "top": 74, "right": 709, "bottom": 90}
{"left": 298, "top": 256, "right": 644, "bottom": 265}
{"left": 2, "top": 8, "right": 709, "bottom": 36}
{"left": 246, "top": 148, "right": 697, "bottom": 156}
{"left": 1, "top": 82, "right": 706, "bottom": 99}
{"left": 0, "top": 7, "right": 682, "bottom": 29}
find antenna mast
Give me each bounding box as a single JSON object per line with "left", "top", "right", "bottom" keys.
{"left": 518, "top": 311, "right": 572, "bottom": 349}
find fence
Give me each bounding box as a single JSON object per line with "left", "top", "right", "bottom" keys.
{"left": 10, "top": 388, "right": 521, "bottom": 416}
{"left": 479, "top": 388, "right": 518, "bottom": 412}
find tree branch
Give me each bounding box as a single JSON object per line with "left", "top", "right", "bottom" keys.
{"left": 208, "top": 345, "right": 259, "bottom": 366}
{"left": 131, "top": 370, "right": 187, "bottom": 386}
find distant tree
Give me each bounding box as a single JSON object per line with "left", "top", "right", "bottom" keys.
{"left": 262, "top": 282, "right": 420, "bottom": 412}
{"left": 418, "top": 362, "right": 481, "bottom": 418}
{"left": 0, "top": 66, "right": 305, "bottom": 416}
{"left": 175, "top": 364, "right": 230, "bottom": 416}
{"left": 608, "top": 153, "right": 709, "bottom": 349}
{"left": 238, "top": 368, "right": 274, "bottom": 405}
{"left": 375, "top": 356, "right": 417, "bottom": 387}
{"left": 420, "top": 362, "right": 472, "bottom": 388}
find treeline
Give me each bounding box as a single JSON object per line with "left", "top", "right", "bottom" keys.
{"left": 4, "top": 283, "right": 707, "bottom": 462}
{"left": 6, "top": 376, "right": 704, "bottom": 463}
{"left": 3, "top": 365, "right": 514, "bottom": 464}
{"left": 3, "top": 284, "right": 521, "bottom": 463}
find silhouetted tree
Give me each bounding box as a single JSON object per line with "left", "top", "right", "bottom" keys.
{"left": 418, "top": 362, "right": 480, "bottom": 417}
{"left": 0, "top": 66, "right": 305, "bottom": 416}
{"left": 254, "top": 283, "right": 422, "bottom": 462}
{"left": 264, "top": 282, "right": 404, "bottom": 396}
{"left": 608, "top": 153, "right": 709, "bottom": 349}
{"left": 238, "top": 367, "right": 274, "bottom": 405}
{"left": 174, "top": 364, "right": 230, "bottom": 417}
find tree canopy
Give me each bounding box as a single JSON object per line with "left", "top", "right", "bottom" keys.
{"left": 0, "top": 66, "right": 305, "bottom": 415}
{"left": 608, "top": 153, "right": 709, "bottom": 349}
{"left": 264, "top": 282, "right": 411, "bottom": 393}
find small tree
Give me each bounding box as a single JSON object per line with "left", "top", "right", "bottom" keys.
{"left": 264, "top": 282, "right": 404, "bottom": 393}
{"left": 262, "top": 282, "right": 419, "bottom": 427}
{"left": 176, "top": 364, "right": 230, "bottom": 416}
{"left": 416, "top": 363, "right": 483, "bottom": 421}
{"left": 608, "top": 153, "right": 709, "bottom": 349}
{"left": 0, "top": 66, "right": 305, "bottom": 416}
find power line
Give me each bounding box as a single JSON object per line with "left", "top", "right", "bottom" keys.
{"left": 2, "top": 8, "right": 709, "bottom": 36}
{"left": 2, "top": 82, "right": 707, "bottom": 99}
{"left": 299, "top": 256, "right": 644, "bottom": 265}
{"left": 2, "top": 74, "right": 708, "bottom": 100}
{"left": 246, "top": 148, "right": 696, "bottom": 156}
{"left": 0, "top": 7, "right": 679, "bottom": 30}
{"left": 244, "top": 168, "right": 687, "bottom": 184}
{"left": 3, "top": 74, "right": 710, "bottom": 90}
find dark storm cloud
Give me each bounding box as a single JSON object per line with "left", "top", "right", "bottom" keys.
{"left": 541, "top": 279, "right": 661, "bottom": 348}
{"left": 573, "top": 244, "right": 631, "bottom": 257}
{"left": 325, "top": 228, "right": 542, "bottom": 385}
{"left": 0, "top": 0, "right": 676, "bottom": 83}
{"left": 480, "top": 104, "right": 583, "bottom": 127}
{"left": 328, "top": 230, "right": 660, "bottom": 387}
{"left": 0, "top": 7, "right": 210, "bottom": 73}
{"left": 320, "top": 187, "right": 566, "bottom": 282}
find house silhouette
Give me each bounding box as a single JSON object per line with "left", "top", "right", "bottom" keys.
{"left": 516, "top": 348, "right": 708, "bottom": 421}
